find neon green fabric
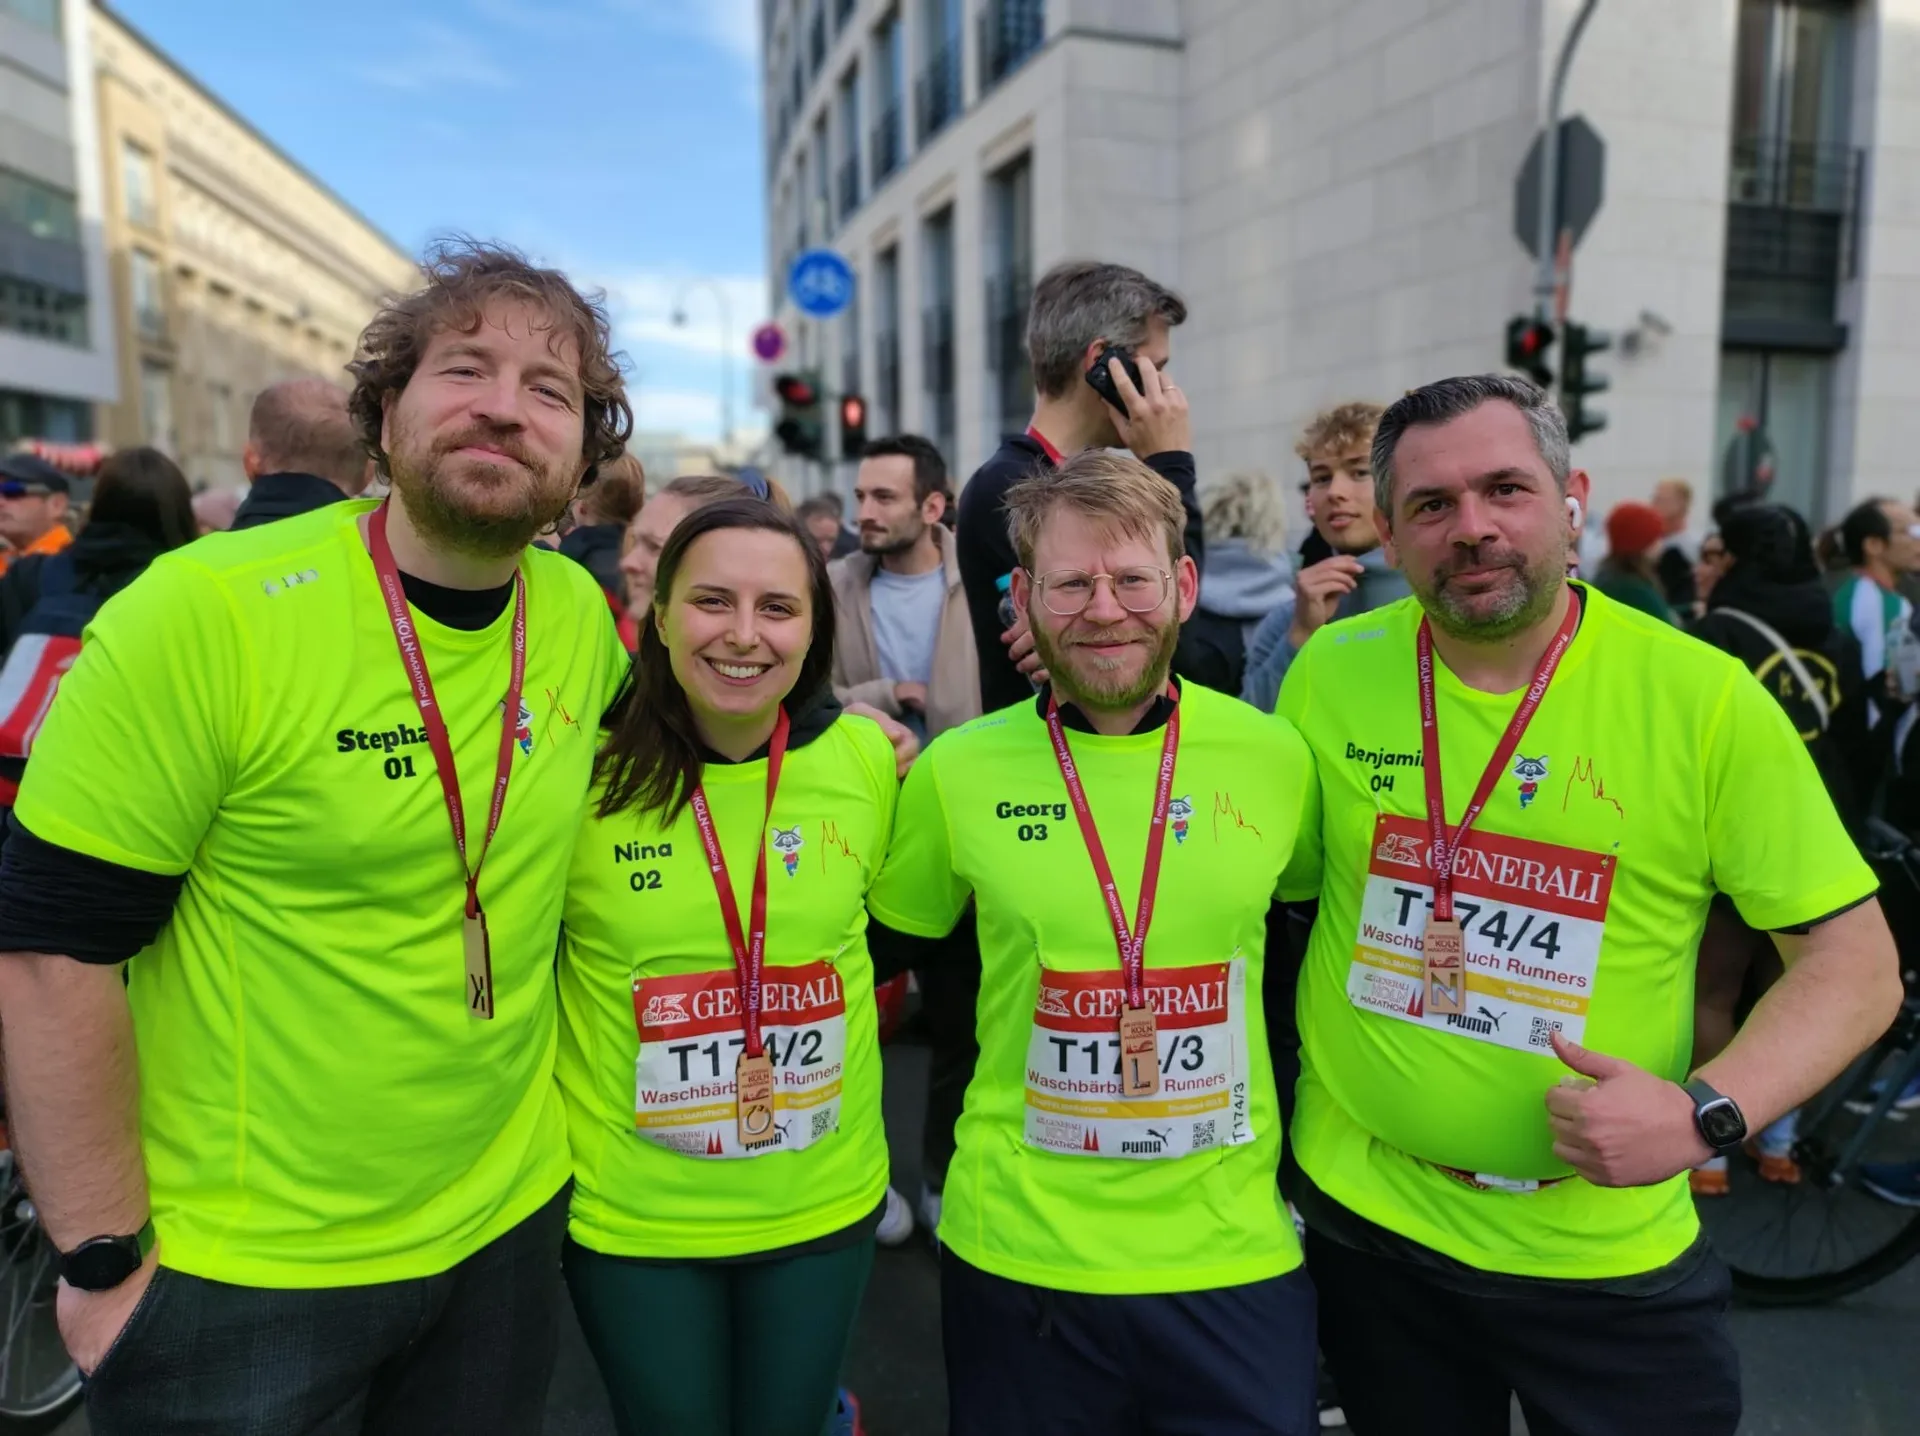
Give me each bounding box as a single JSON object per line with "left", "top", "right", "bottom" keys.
{"left": 1276, "top": 583, "right": 1877, "bottom": 1278}
{"left": 558, "top": 715, "right": 895, "bottom": 1258}
{"left": 867, "top": 682, "right": 1320, "bottom": 1295}
{"left": 16, "top": 501, "right": 630, "bottom": 1287}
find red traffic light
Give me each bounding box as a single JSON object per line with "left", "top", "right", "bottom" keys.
{"left": 773, "top": 373, "right": 817, "bottom": 407}
{"left": 840, "top": 395, "right": 865, "bottom": 426}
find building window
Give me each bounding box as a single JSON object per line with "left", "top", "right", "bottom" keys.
{"left": 836, "top": 66, "right": 862, "bottom": 222}
{"left": 139, "top": 361, "right": 176, "bottom": 455}
{"left": 1715, "top": 349, "right": 1832, "bottom": 521}
{"left": 833, "top": 0, "right": 856, "bottom": 29}
{"left": 807, "top": 0, "right": 827, "bottom": 77}
{"left": 0, "top": 278, "right": 86, "bottom": 345}
{"left": 0, "top": 168, "right": 80, "bottom": 243}
{"left": 980, "top": 0, "right": 1045, "bottom": 93}
{"left": 130, "top": 250, "right": 166, "bottom": 340}
{"left": 922, "top": 207, "right": 956, "bottom": 464}
{"left": 915, "top": 0, "right": 963, "bottom": 146}
{"left": 0, "top": 389, "right": 92, "bottom": 446}
{"left": 872, "top": 12, "right": 906, "bottom": 185}
{"left": 122, "top": 141, "right": 159, "bottom": 231}
{"left": 875, "top": 246, "right": 900, "bottom": 434}
{"left": 985, "top": 152, "right": 1034, "bottom": 435}
{"left": 209, "top": 381, "right": 235, "bottom": 455}
{"left": 812, "top": 115, "right": 831, "bottom": 238}
{"left": 0, "top": 0, "right": 61, "bottom": 35}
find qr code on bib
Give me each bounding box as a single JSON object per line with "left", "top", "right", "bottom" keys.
{"left": 1528, "top": 1016, "right": 1564, "bottom": 1049}
{"left": 1191, "top": 1119, "right": 1217, "bottom": 1148}
{"left": 811, "top": 1109, "right": 836, "bottom": 1141}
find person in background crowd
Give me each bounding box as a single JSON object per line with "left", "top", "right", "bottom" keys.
{"left": 230, "top": 377, "right": 373, "bottom": 530}
{"left": 621, "top": 474, "right": 756, "bottom": 621}
{"left": 1686, "top": 502, "right": 1868, "bottom": 1195}
{"left": 1276, "top": 373, "right": 1899, "bottom": 1436}
{"left": 1181, "top": 471, "right": 1292, "bottom": 697}
{"left": 0, "top": 240, "right": 636, "bottom": 1435}
{"left": 797, "top": 493, "right": 855, "bottom": 563}
{"left": 1651, "top": 477, "right": 1700, "bottom": 612}
{"left": 559, "top": 451, "right": 644, "bottom": 602}
{"left": 871, "top": 452, "right": 1322, "bottom": 1436}
{"left": 1242, "top": 401, "right": 1406, "bottom": 713}
{"left": 558, "top": 499, "right": 889, "bottom": 1436}
{"left": 820, "top": 489, "right": 860, "bottom": 558}
{"left": 1693, "top": 531, "right": 1731, "bottom": 618}
{"left": 190, "top": 486, "right": 245, "bottom": 534}
{"left": 957, "top": 260, "right": 1201, "bottom": 713}
{"left": 0, "top": 453, "right": 74, "bottom": 577}
{"left": 1831, "top": 497, "right": 1920, "bottom": 713}
{"left": 1591, "top": 500, "right": 1676, "bottom": 622}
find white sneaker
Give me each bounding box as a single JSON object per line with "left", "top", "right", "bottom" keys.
{"left": 875, "top": 1185, "right": 915, "bottom": 1247}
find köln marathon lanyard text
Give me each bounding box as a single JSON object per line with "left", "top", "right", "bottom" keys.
{"left": 688, "top": 706, "right": 792, "bottom": 1149}
{"left": 1416, "top": 596, "right": 1580, "bottom": 1017}
{"left": 1043, "top": 686, "right": 1180, "bottom": 1098}
{"left": 368, "top": 501, "right": 526, "bottom": 1022}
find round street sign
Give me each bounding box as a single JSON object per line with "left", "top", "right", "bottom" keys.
{"left": 751, "top": 322, "right": 787, "bottom": 363}
{"left": 787, "top": 248, "right": 855, "bottom": 319}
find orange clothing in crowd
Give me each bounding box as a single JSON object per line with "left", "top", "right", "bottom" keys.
{"left": 0, "top": 525, "right": 73, "bottom": 578}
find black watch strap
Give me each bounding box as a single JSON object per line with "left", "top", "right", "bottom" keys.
{"left": 1684, "top": 1077, "right": 1748, "bottom": 1154}
{"left": 58, "top": 1218, "right": 155, "bottom": 1292}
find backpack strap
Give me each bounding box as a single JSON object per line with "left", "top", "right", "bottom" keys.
{"left": 1715, "top": 607, "right": 1830, "bottom": 732}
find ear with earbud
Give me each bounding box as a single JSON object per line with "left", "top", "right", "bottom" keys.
{"left": 1566, "top": 496, "right": 1583, "bottom": 528}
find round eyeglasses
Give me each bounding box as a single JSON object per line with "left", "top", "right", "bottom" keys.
{"left": 1031, "top": 567, "right": 1174, "bottom": 617}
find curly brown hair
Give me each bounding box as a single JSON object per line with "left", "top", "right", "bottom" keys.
{"left": 1295, "top": 400, "right": 1385, "bottom": 463}
{"left": 347, "top": 238, "right": 633, "bottom": 485}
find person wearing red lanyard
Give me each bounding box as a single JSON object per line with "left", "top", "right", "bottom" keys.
{"left": 0, "top": 241, "right": 638, "bottom": 1434}
{"left": 556, "top": 498, "right": 896, "bottom": 1435}
{"left": 1274, "top": 374, "right": 1901, "bottom": 1435}
{"left": 870, "top": 451, "right": 1324, "bottom": 1435}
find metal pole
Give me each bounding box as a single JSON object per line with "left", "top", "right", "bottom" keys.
{"left": 675, "top": 279, "right": 735, "bottom": 450}
{"left": 1534, "top": 0, "right": 1601, "bottom": 320}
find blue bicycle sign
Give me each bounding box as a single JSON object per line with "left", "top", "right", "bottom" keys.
{"left": 787, "top": 249, "right": 855, "bottom": 319}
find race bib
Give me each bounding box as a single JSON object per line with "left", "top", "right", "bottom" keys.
{"left": 632, "top": 961, "right": 846, "bottom": 1159}
{"left": 1023, "top": 959, "right": 1254, "bottom": 1160}
{"left": 1349, "top": 814, "right": 1614, "bottom": 1052}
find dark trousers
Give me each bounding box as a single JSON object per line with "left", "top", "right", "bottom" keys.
{"left": 85, "top": 1184, "right": 569, "bottom": 1436}
{"left": 941, "top": 1248, "right": 1318, "bottom": 1436}
{"left": 1307, "top": 1228, "right": 1742, "bottom": 1436}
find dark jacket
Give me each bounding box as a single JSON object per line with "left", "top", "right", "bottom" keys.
{"left": 0, "top": 521, "right": 169, "bottom": 657}
{"left": 955, "top": 434, "right": 1203, "bottom": 713}
{"left": 558, "top": 522, "right": 626, "bottom": 601}
{"left": 231, "top": 471, "right": 351, "bottom": 531}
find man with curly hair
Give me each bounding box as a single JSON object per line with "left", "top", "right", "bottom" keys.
{"left": 0, "top": 240, "right": 636, "bottom": 1434}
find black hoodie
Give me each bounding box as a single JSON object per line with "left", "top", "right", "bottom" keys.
{"left": 0, "top": 521, "right": 169, "bottom": 657}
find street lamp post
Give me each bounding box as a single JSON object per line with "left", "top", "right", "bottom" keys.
{"left": 671, "top": 279, "right": 734, "bottom": 450}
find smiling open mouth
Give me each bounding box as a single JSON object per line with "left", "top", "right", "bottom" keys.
{"left": 705, "top": 659, "right": 772, "bottom": 681}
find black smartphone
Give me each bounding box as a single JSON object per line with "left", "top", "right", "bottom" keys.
{"left": 1084, "top": 343, "right": 1144, "bottom": 414}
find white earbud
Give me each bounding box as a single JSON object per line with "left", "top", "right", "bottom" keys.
{"left": 1566, "top": 496, "right": 1583, "bottom": 528}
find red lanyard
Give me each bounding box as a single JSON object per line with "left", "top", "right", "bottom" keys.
{"left": 1026, "top": 425, "right": 1065, "bottom": 465}
{"left": 1416, "top": 594, "right": 1580, "bottom": 921}
{"left": 368, "top": 501, "right": 527, "bottom": 926}
{"left": 1043, "top": 687, "right": 1179, "bottom": 1009}
{"left": 688, "top": 707, "right": 791, "bottom": 1058}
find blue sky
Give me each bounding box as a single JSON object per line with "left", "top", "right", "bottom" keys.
{"left": 112, "top": 0, "right": 769, "bottom": 442}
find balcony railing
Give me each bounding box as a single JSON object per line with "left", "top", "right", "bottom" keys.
{"left": 985, "top": 267, "right": 1033, "bottom": 431}
{"left": 872, "top": 102, "right": 904, "bottom": 185}
{"left": 979, "top": 0, "right": 1045, "bottom": 93}
{"left": 1722, "top": 138, "right": 1863, "bottom": 330}
{"left": 915, "top": 43, "right": 962, "bottom": 146}
{"left": 838, "top": 154, "right": 861, "bottom": 225}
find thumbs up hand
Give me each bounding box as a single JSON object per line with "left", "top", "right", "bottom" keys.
{"left": 1543, "top": 1029, "right": 1713, "bottom": 1188}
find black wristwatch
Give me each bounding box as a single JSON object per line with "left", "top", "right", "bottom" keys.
{"left": 59, "top": 1219, "right": 155, "bottom": 1293}
{"left": 1684, "top": 1078, "right": 1748, "bottom": 1154}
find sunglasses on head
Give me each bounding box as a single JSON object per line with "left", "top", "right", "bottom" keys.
{"left": 0, "top": 481, "right": 52, "bottom": 499}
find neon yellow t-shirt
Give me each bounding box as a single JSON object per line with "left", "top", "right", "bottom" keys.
{"left": 15, "top": 501, "right": 631, "bottom": 1288}
{"left": 867, "top": 682, "right": 1321, "bottom": 1295}
{"left": 558, "top": 713, "right": 896, "bottom": 1258}
{"left": 1276, "top": 583, "right": 1877, "bottom": 1279}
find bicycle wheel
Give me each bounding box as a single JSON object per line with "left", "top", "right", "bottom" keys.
{"left": 1695, "top": 1025, "right": 1920, "bottom": 1306}
{"left": 0, "top": 1152, "right": 81, "bottom": 1425}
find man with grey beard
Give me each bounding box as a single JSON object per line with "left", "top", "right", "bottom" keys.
{"left": 0, "top": 241, "right": 635, "bottom": 1434}
{"left": 1273, "top": 374, "right": 1899, "bottom": 1435}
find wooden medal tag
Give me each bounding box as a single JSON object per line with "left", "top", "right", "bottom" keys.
{"left": 464, "top": 912, "right": 495, "bottom": 1021}
{"left": 1423, "top": 915, "right": 1466, "bottom": 1016}
{"left": 1118, "top": 1004, "right": 1160, "bottom": 1098}
{"left": 736, "top": 1050, "right": 777, "bottom": 1148}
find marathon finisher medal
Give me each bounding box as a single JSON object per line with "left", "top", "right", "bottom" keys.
{"left": 1119, "top": 1004, "right": 1161, "bottom": 1098}
{"left": 1423, "top": 915, "right": 1466, "bottom": 1016}
{"left": 463, "top": 913, "right": 494, "bottom": 1020}
{"left": 735, "top": 1050, "right": 777, "bottom": 1148}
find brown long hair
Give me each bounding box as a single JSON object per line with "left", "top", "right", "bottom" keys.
{"left": 595, "top": 498, "right": 837, "bottom": 821}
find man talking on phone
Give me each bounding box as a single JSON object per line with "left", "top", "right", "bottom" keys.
{"left": 956, "top": 260, "right": 1201, "bottom": 713}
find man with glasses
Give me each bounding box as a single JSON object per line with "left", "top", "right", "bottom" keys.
{"left": 870, "top": 451, "right": 1323, "bottom": 1435}
{"left": 0, "top": 454, "right": 74, "bottom": 577}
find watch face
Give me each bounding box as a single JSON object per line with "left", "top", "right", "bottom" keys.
{"left": 63, "top": 1236, "right": 141, "bottom": 1293}
{"left": 1698, "top": 1097, "right": 1746, "bottom": 1150}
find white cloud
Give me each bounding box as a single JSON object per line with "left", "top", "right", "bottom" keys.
{"left": 606, "top": 0, "right": 759, "bottom": 67}
{"left": 596, "top": 271, "right": 772, "bottom": 362}
{"left": 356, "top": 21, "right": 515, "bottom": 92}
{"left": 632, "top": 387, "right": 761, "bottom": 439}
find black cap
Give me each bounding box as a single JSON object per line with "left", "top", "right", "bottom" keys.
{"left": 0, "top": 453, "right": 71, "bottom": 493}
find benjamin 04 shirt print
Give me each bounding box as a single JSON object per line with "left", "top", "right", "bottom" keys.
{"left": 867, "top": 681, "right": 1322, "bottom": 1295}
{"left": 557, "top": 711, "right": 897, "bottom": 1259}
{"left": 14, "top": 500, "right": 632, "bottom": 1288}
{"left": 1276, "top": 583, "right": 1876, "bottom": 1279}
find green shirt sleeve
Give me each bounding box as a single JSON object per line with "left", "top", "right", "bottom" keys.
{"left": 866, "top": 740, "right": 970, "bottom": 937}
{"left": 1274, "top": 712, "right": 1325, "bottom": 903}
{"left": 15, "top": 553, "right": 245, "bottom": 874}
{"left": 1705, "top": 662, "right": 1876, "bottom": 933}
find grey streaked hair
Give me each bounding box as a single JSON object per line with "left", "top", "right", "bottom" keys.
{"left": 1201, "top": 471, "right": 1288, "bottom": 557}
{"left": 1371, "top": 374, "right": 1571, "bottom": 519}
{"left": 1026, "top": 260, "right": 1187, "bottom": 398}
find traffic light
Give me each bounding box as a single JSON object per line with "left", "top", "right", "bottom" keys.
{"left": 1560, "top": 322, "right": 1611, "bottom": 443}
{"left": 838, "top": 393, "right": 868, "bottom": 458}
{"left": 1504, "top": 316, "right": 1556, "bottom": 389}
{"left": 773, "top": 371, "right": 823, "bottom": 458}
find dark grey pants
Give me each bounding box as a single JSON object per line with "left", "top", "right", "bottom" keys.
{"left": 84, "top": 1184, "right": 569, "bottom": 1436}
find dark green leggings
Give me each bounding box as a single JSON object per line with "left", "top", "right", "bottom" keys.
{"left": 563, "top": 1237, "right": 874, "bottom": 1436}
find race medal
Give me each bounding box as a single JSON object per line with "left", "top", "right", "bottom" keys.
{"left": 736, "top": 1050, "right": 777, "bottom": 1147}
{"left": 464, "top": 911, "right": 495, "bottom": 1020}
{"left": 1423, "top": 914, "right": 1466, "bottom": 1016}
{"left": 1118, "top": 1004, "right": 1160, "bottom": 1097}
